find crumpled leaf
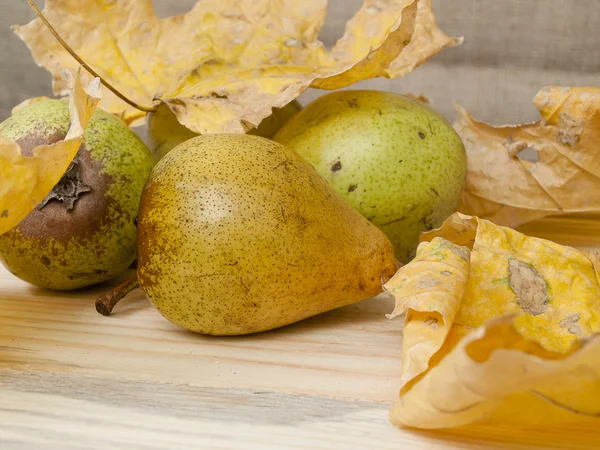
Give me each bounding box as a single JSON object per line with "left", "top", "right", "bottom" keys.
{"left": 387, "top": 0, "right": 463, "bottom": 78}
{"left": 0, "top": 67, "right": 101, "bottom": 235}
{"left": 14, "top": 0, "right": 460, "bottom": 134}
{"left": 456, "top": 87, "right": 600, "bottom": 229}
{"left": 384, "top": 212, "right": 600, "bottom": 429}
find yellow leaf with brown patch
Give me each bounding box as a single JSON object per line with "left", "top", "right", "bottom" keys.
{"left": 384, "top": 212, "right": 600, "bottom": 429}
{"left": 14, "top": 0, "right": 460, "bottom": 134}
{"left": 455, "top": 87, "right": 600, "bottom": 228}
{"left": 0, "top": 68, "right": 101, "bottom": 235}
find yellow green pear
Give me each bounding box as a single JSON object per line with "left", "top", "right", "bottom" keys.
{"left": 274, "top": 90, "right": 467, "bottom": 263}
{"left": 136, "top": 134, "right": 397, "bottom": 335}
{"left": 146, "top": 100, "right": 301, "bottom": 161}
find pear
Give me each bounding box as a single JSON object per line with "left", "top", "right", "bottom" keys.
{"left": 136, "top": 134, "right": 397, "bottom": 335}
{"left": 146, "top": 100, "right": 301, "bottom": 161}
{"left": 274, "top": 90, "right": 467, "bottom": 263}
{"left": 0, "top": 99, "right": 154, "bottom": 290}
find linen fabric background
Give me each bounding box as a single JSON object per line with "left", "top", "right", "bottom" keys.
{"left": 1, "top": 0, "right": 599, "bottom": 127}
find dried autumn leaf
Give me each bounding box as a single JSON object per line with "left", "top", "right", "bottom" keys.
{"left": 14, "top": 0, "right": 460, "bottom": 134}
{"left": 384, "top": 212, "right": 600, "bottom": 429}
{"left": 387, "top": 0, "right": 463, "bottom": 78}
{"left": 0, "top": 68, "right": 101, "bottom": 235}
{"left": 456, "top": 87, "right": 600, "bottom": 228}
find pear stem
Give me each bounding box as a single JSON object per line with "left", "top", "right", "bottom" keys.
{"left": 95, "top": 275, "right": 139, "bottom": 316}
{"left": 26, "top": 0, "right": 158, "bottom": 113}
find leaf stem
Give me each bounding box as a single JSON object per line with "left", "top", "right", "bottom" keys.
{"left": 26, "top": 0, "right": 158, "bottom": 113}
{"left": 95, "top": 275, "right": 139, "bottom": 316}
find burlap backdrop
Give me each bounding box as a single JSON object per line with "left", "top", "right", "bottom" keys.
{"left": 1, "top": 0, "right": 598, "bottom": 126}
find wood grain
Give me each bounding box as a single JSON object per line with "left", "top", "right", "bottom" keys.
{"left": 1, "top": 214, "right": 600, "bottom": 448}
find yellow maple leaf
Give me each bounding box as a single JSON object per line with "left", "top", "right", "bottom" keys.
{"left": 455, "top": 87, "right": 600, "bottom": 229}
{"left": 14, "top": 0, "right": 460, "bottom": 134}
{"left": 0, "top": 67, "right": 101, "bottom": 235}
{"left": 384, "top": 212, "right": 600, "bottom": 429}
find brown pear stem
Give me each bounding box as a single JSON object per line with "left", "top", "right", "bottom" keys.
{"left": 95, "top": 275, "right": 139, "bottom": 316}
{"left": 26, "top": 0, "right": 158, "bottom": 113}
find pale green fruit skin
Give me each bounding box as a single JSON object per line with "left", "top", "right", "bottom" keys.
{"left": 274, "top": 90, "right": 467, "bottom": 263}
{"left": 0, "top": 100, "right": 155, "bottom": 290}
{"left": 146, "top": 100, "right": 302, "bottom": 161}
{"left": 137, "top": 134, "right": 397, "bottom": 335}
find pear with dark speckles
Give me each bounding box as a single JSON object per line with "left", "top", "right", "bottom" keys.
{"left": 274, "top": 90, "right": 467, "bottom": 263}
{"left": 136, "top": 134, "right": 397, "bottom": 335}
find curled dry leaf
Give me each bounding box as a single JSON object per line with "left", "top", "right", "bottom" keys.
{"left": 384, "top": 212, "right": 600, "bottom": 429}
{"left": 387, "top": 0, "right": 463, "bottom": 78}
{"left": 0, "top": 67, "right": 101, "bottom": 235}
{"left": 456, "top": 87, "right": 600, "bottom": 228}
{"left": 14, "top": 0, "right": 460, "bottom": 134}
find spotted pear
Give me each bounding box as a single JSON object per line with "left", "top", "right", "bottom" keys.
{"left": 136, "top": 134, "right": 397, "bottom": 335}
{"left": 146, "top": 100, "right": 301, "bottom": 161}
{"left": 274, "top": 90, "right": 467, "bottom": 263}
{"left": 0, "top": 99, "right": 154, "bottom": 290}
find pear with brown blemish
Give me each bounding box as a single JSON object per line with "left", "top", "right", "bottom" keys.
{"left": 0, "top": 99, "right": 154, "bottom": 290}
{"left": 136, "top": 134, "right": 397, "bottom": 335}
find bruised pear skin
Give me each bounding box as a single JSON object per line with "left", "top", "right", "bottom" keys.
{"left": 0, "top": 100, "right": 154, "bottom": 290}
{"left": 146, "top": 100, "right": 301, "bottom": 161}
{"left": 137, "top": 134, "right": 397, "bottom": 335}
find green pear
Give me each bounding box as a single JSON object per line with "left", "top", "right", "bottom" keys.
{"left": 136, "top": 134, "right": 397, "bottom": 335}
{"left": 0, "top": 99, "right": 154, "bottom": 290}
{"left": 146, "top": 100, "right": 301, "bottom": 161}
{"left": 274, "top": 90, "right": 467, "bottom": 263}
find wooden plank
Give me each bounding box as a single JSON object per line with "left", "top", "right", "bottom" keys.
{"left": 0, "top": 268, "right": 403, "bottom": 401}
{"left": 2, "top": 213, "right": 600, "bottom": 448}
{"left": 2, "top": 372, "right": 600, "bottom": 450}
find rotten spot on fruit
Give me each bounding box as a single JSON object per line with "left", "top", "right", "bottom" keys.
{"left": 37, "top": 154, "right": 92, "bottom": 211}
{"left": 331, "top": 161, "right": 342, "bottom": 172}
{"left": 418, "top": 131, "right": 425, "bottom": 139}
{"left": 0, "top": 67, "right": 101, "bottom": 235}
{"left": 348, "top": 184, "right": 358, "bottom": 193}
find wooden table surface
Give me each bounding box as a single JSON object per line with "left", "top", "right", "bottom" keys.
{"left": 2, "top": 214, "right": 600, "bottom": 449}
